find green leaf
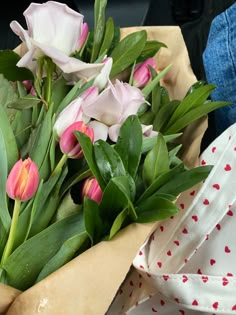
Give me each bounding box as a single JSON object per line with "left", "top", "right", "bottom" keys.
{"left": 0, "top": 105, "right": 18, "bottom": 172}
{"left": 51, "top": 76, "right": 71, "bottom": 113}
{"left": 3, "top": 212, "right": 84, "bottom": 290}
{"left": 142, "top": 133, "right": 169, "bottom": 187}
{"left": 0, "top": 74, "right": 18, "bottom": 120}
{"left": 110, "top": 30, "right": 147, "bottom": 78}
{"left": 142, "top": 64, "right": 172, "bottom": 98}
{"left": 91, "top": 0, "right": 107, "bottom": 62}
{"left": 165, "top": 101, "right": 230, "bottom": 134}
{"left": 166, "top": 84, "right": 216, "bottom": 129}
{"left": 137, "top": 40, "right": 167, "bottom": 62}
{"left": 7, "top": 94, "right": 40, "bottom": 110}
{"left": 83, "top": 197, "right": 103, "bottom": 245}
{"left": 114, "top": 115, "right": 142, "bottom": 179}
{"left": 136, "top": 196, "right": 179, "bottom": 223}
{"left": 0, "top": 50, "right": 33, "bottom": 81}
{"left": 94, "top": 140, "right": 126, "bottom": 184}
{"left": 74, "top": 131, "right": 106, "bottom": 190}
{"left": 35, "top": 231, "right": 89, "bottom": 283}
{"left": 153, "top": 100, "right": 180, "bottom": 132}
{"left": 109, "top": 208, "right": 129, "bottom": 239}
{"left": 99, "top": 17, "right": 115, "bottom": 56}
{"left": 157, "top": 165, "right": 213, "bottom": 196}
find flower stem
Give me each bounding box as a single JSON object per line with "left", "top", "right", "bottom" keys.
{"left": 51, "top": 153, "right": 68, "bottom": 177}
{"left": 1, "top": 199, "right": 21, "bottom": 265}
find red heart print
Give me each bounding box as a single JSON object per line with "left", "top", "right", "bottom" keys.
{"left": 160, "top": 300, "right": 165, "bottom": 306}
{"left": 212, "top": 146, "right": 216, "bottom": 153}
{"left": 192, "top": 215, "right": 198, "bottom": 222}
{"left": 212, "top": 302, "right": 219, "bottom": 310}
{"left": 129, "top": 291, "right": 133, "bottom": 297}
{"left": 129, "top": 280, "right": 134, "bottom": 286}
{"left": 184, "top": 258, "right": 188, "bottom": 263}
{"left": 212, "top": 184, "right": 220, "bottom": 190}
{"left": 139, "top": 282, "right": 142, "bottom": 288}
{"left": 160, "top": 225, "right": 164, "bottom": 232}
{"left": 227, "top": 210, "right": 234, "bottom": 216}
{"left": 206, "top": 234, "right": 209, "bottom": 240}
{"left": 234, "top": 147, "right": 236, "bottom": 151}
{"left": 224, "top": 164, "right": 232, "bottom": 171}
{"left": 180, "top": 203, "right": 185, "bottom": 209}
{"left": 192, "top": 300, "right": 198, "bottom": 306}
{"left": 139, "top": 250, "right": 143, "bottom": 256}
{"left": 210, "top": 259, "right": 216, "bottom": 266}
{"left": 147, "top": 273, "right": 151, "bottom": 278}
{"left": 167, "top": 250, "right": 172, "bottom": 256}
{"left": 225, "top": 246, "right": 231, "bottom": 253}
{"left": 203, "top": 199, "right": 210, "bottom": 205}
{"left": 157, "top": 261, "right": 162, "bottom": 268}
{"left": 179, "top": 310, "right": 185, "bottom": 315}
{"left": 174, "top": 298, "right": 180, "bottom": 303}
{"left": 174, "top": 240, "right": 180, "bottom": 246}
{"left": 119, "top": 289, "right": 123, "bottom": 294}
{"left": 197, "top": 269, "right": 202, "bottom": 274}
{"left": 139, "top": 265, "right": 144, "bottom": 269}
{"left": 182, "top": 228, "right": 188, "bottom": 234}
{"left": 202, "top": 275, "right": 208, "bottom": 283}
{"left": 222, "top": 277, "right": 229, "bottom": 286}
{"left": 190, "top": 190, "right": 195, "bottom": 196}
{"left": 216, "top": 224, "right": 221, "bottom": 230}
{"left": 151, "top": 307, "right": 158, "bottom": 312}
{"left": 201, "top": 160, "right": 206, "bottom": 165}
{"left": 182, "top": 275, "right": 188, "bottom": 283}
{"left": 227, "top": 273, "right": 233, "bottom": 277}
{"left": 163, "top": 275, "right": 169, "bottom": 281}
{"left": 232, "top": 305, "right": 236, "bottom": 311}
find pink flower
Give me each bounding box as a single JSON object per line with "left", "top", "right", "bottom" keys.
{"left": 53, "top": 86, "right": 99, "bottom": 139}
{"left": 81, "top": 177, "right": 102, "bottom": 203}
{"left": 10, "top": 1, "right": 103, "bottom": 81}
{"left": 82, "top": 79, "right": 145, "bottom": 142}
{"left": 133, "top": 58, "right": 156, "bottom": 88}
{"left": 6, "top": 158, "right": 39, "bottom": 202}
{"left": 78, "top": 22, "right": 89, "bottom": 51}
{"left": 59, "top": 121, "right": 94, "bottom": 158}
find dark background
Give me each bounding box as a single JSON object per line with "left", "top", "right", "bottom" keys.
{"left": 0, "top": 0, "right": 235, "bottom": 148}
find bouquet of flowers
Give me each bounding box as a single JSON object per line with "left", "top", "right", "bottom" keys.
{"left": 0, "top": 0, "right": 229, "bottom": 313}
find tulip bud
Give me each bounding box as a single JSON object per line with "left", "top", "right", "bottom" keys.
{"left": 133, "top": 58, "right": 156, "bottom": 88}
{"left": 81, "top": 176, "right": 102, "bottom": 203}
{"left": 6, "top": 158, "right": 39, "bottom": 202}
{"left": 59, "top": 121, "right": 94, "bottom": 158}
{"left": 78, "top": 22, "right": 89, "bottom": 51}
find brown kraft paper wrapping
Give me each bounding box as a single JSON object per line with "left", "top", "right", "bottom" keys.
{"left": 0, "top": 26, "right": 206, "bottom": 315}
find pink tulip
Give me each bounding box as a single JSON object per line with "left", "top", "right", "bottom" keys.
{"left": 59, "top": 121, "right": 94, "bottom": 158}
{"left": 53, "top": 86, "right": 99, "bottom": 139}
{"left": 133, "top": 58, "right": 156, "bottom": 88}
{"left": 6, "top": 158, "right": 39, "bottom": 202}
{"left": 81, "top": 177, "right": 102, "bottom": 203}
{"left": 78, "top": 22, "right": 89, "bottom": 51}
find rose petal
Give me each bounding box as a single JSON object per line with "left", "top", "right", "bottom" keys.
{"left": 88, "top": 121, "right": 109, "bottom": 142}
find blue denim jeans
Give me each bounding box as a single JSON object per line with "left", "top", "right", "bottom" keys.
{"left": 203, "top": 3, "right": 236, "bottom": 136}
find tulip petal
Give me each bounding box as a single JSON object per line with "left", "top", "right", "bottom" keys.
{"left": 88, "top": 121, "right": 108, "bottom": 142}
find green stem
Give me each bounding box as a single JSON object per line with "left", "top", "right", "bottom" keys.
{"left": 44, "top": 58, "right": 54, "bottom": 110}
{"left": 1, "top": 199, "right": 21, "bottom": 265}
{"left": 51, "top": 154, "right": 68, "bottom": 177}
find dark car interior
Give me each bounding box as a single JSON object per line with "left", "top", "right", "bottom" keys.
{"left": 0, "top": 0, "right": 235, "bottom": 149}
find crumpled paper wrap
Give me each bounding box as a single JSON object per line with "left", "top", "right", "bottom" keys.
{"left": 0, "top": 26, "right": 206, "bottom": 315}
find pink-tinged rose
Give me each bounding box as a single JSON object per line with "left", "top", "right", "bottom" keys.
{"left": 81, "top": 177, "right": 102, "bottom": 203}
{"left": 78, "top": 22, "right": 88, "bottom": 51}
{"left": 10, "top": 1, "right": 103, "bottom": 80}
{"left": 53, "top": 86, "right": 99, "bottom": 139}
{"left": 59, "top": 121, "right": 94, "bottom": 158}
{"left": 133, "top": 58, "right": 156, "bottom": 88}
{"left": 6, "top": 158, "right": 39, "bottom": 202}
{"left": 82, "top": 79, "right": 145, "bottom": 142}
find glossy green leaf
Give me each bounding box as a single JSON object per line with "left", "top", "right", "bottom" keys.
{"left": 110, "top": 30, "right": 147, "bottom": 78}
{"left": 7, "top": 95, "right": 40, "bottom": 110}
{"left": 143, "top": 133, "right": 169, "bottom": 187}
{"left": 3, "top": 212, "right": 84, "bottom": 290}
{"left": 137, "top": 40, "right": 167, "bottom": 63}
{"left": 165, "top": 101, "right": 230, "bottom": 134}
{"left": 0, "top": 50, "right": 33, "bottom": 81}
{"left": 91, "top": 0, "right": 107, "bottom": 62}
{"left": 99, "top": 17, "right": 114, "bottom": 56}
{"left": 94, "top": 140, "right": 126, "bottom": 184}
{"left": 114, "top": 115, "right": 142, "bottom": 179}
{"left": 166, "top": 84, "right": 216, "bottom": 128}
{"left": 35, "top": 231, "right": 88, "bottom": 283}
{"left": 74, "top": 131, "right": 106, "bottom": 190}
{"left": 51, "top": 76, "right": 71, "bottom": 113}
{"left": 153, "top": 100, "right": 180, "bottom": 132}
{"left": 0, "top": 74, "right": 18, "bottom": 119}
{"left": 136, "top": 196, "right": 179, "bottom": 223}
{"left": 109, "top": 208, "right": 129, "bottom": 239}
